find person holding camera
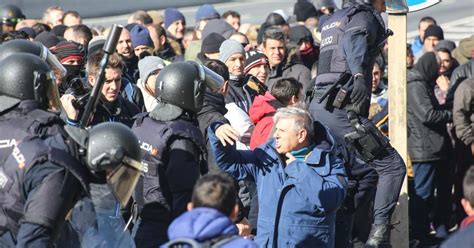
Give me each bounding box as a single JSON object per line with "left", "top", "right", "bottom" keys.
{"left": 61, "top": 51, "right": 139, "bottom": 127}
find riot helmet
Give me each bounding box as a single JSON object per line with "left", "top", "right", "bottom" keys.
{"left": 154, "top": 61, "right": 224, "bottom": 113}
{"left": 0, "top": 4, "right": 25, "bottom": 29}
{"left": 0, "top": 53, "right": 61, "bottom": 112}
{"left": 0, "top": 39, "right": 67, "bottom": 79}
{"left": 65, "top": 122, "right": 143, "bottom": 207}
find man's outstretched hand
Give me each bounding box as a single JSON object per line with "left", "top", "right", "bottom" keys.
{"left": 216, "top": 124, "right": 239, "bottom": 146}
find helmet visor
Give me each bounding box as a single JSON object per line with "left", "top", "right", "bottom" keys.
{"left": 106, "top": 156, "right": 143, "bottom": 207}
{"left": 33, "top": 71, "right": 62, "bottom": 113}
{"left": 35, "top": 41, "right": 67, "bottom": 79}
{"left": 194, "top": 62, "right": 224, "bottom": 91}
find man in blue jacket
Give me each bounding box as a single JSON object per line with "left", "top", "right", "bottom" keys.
{"left": 209, "top": 107, "right": 347, "bottom": 247}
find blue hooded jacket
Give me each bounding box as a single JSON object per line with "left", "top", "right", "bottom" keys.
{"left": 208, "top": 121, "right": 347, "bottom": 247}
{"left": 165, "top": 207, "right": 256, "bottom": 247}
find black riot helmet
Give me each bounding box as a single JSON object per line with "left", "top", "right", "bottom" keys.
{"left": 154, "top": 61, "right": 224, "bottom": 114}
{"left": 0, "top": 53, "right": 61, "bottom": 112}
{"left": 65, "top": 122, "right": 143, "bottom": 207}
{"left": 0, "top": 4, "right": 25, "bottom": 27}
{"left": 0, "top": 39, "right": 67, "bottom": 78}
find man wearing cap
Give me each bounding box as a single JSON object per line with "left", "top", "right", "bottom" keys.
{"left": 130, "top": 25, "right": 155, "bottom": 59}
{"left": 164, "top": 8, "right": 186, "bottom": 55}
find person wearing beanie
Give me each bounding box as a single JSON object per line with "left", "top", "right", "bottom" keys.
{"left": 202, "top": 19, "right": 235, "bottom": 41}
{"left": 265, "top": 12, "right": 289, "bottom": 36}
{"left": 244, "top": 49, "right": 269, "bottom": 84}
{"left": 452, "top": 35, "right": 474, "bottom": 65}
{"left": 88, "top": 36, "right": 106, "bottom": 58}
{"left": 288, "top": 25, "right": 319, "bottom": 70}
{"left": 219, "top": 39, "right": 246, "bottom": 77}
{"left": 137, "top": 56, "right": 165, "bottom": 111}
{"left": 164, "top": 8, "right": 185, "bottom": 40}
{"left": 34, "top": 31, "right": 60, "bottom": 49}
{"left": 195, "top": 4, "right": 220, "bottom": 24}
{"left": 423, "top": 25, "right": 444, "bottom": 52}
{"left": 197, "top": 32, "right": 226, "bottom": 63}
{"left": 415, "top": 24, "right": 444, "bottom": 62}
{"left": 130, "top": 24, "right": 154, "bottom": 58}
{"left": 51, "top": 40, "right": 85, "bottom": 94}
{"left": 293, "top": 0, "right": 319, "bottom": 30}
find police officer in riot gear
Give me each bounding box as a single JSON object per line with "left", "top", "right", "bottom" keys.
{"left": 0, "top": 4, "right": 25, "bottom": 33}
{"left": 0, "top": 122, "right": 143, "bottom": 247}
{"left": 0, "top": 39, "right": 68, "bottom": 84}
{"left": 308, "top": 0, "right": 406, "bottom": 247}
{"left": 132, "top": 61, "right": 223, "bottom": 247}
{"left": 0, "top": 52, "right": 65, "bottom": 165}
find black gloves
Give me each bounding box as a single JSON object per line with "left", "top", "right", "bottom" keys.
{"left": 350, "top": 75, "right": 369, "bottom": 106}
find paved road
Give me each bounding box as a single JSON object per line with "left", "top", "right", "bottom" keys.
{"left": 405, "top": 0, "right": 474, "bottom": 44}
{"left": 8, "top": 0, "right": 471, "bottom": 43}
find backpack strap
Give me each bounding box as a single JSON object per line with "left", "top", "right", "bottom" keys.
{"left": 162, "top": 238, "right": 202, "bottom": 248}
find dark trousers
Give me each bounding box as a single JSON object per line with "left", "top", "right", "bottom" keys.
{"left": 410, "top": 160, "right": 452, "bottom": 239}
{"left": 309, "top": 100, "right": 406, "bottom": 225}
{"left": 132, "top": 218, "right": 169, "bottom": 248}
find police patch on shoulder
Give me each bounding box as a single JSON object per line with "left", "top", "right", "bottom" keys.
{"left": 0, "top": 170, "right": 8, "bottom": 189}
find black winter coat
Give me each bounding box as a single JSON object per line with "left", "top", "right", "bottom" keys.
{"left": 407, "top": 53, "right": 452, "bottom": 162}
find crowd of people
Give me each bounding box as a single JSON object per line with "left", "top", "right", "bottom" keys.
{"left": 0, "top": 0, "right": 473, "bottom": 247}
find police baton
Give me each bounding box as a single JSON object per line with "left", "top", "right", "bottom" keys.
{"left": 79, "top": 24, "right": 123, "bottom": 128}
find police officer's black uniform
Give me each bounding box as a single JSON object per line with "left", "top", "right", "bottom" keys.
{"left": 0, "top": 52, "right": 143, "bottom": 247}
{"left": 132, "top": 61, "right": 224, "bottom": 247}
{"left": 308, "top": 0, "right": 406, "bottom": 246}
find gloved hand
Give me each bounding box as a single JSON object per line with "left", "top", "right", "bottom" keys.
{"left": 350, "top": 75, "right": 369, "bottom": 106}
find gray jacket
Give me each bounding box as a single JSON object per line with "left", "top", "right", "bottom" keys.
{"left": 453, "top": 77, "right": 474, "bottom": 145}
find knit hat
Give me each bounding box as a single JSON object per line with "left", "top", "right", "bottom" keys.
{"left": 272, "top": 9, "right": 289, "bottom": 22}
{"left": 435, "top": 40, "right": 456, "bottom": 53}
{"left": 202, "top": 19, "right": 235, "bottom": 40}
{"left": 18, "top": 27, "right": 35, "bottom": 38}
{"left": 138, "top": 56, "right": 165, "bottom": 81}
{"left": 244, "top": 49, "right": 269, "bottom": 73}
{"left": 423, "top": 25, "right": 444, "bottom": 42}
{"left": 201, "top": 32, "right": 226, "bottom": 54}
{"left": 52, "top": 40, "right": 85, "bottom": 64}
{"left": 293, "top": 0, "right": 318, "bottom": 22}
{"left": 164, "top": 8, "right": 185, "bottom": 29}
{"left": 288, "top": 25, "right": 313, "bottom": 44}
{"left": 219, "top": 39, "right": 245, "bottom": 63}
{"left": 452, "top": 35, "right": 474, "bottom": 65}
{"left": 125, "top": 23, "right": 138, "bottom": 32}
{"left": 51, "top": 24, "right": 67, "bottom": 37}
{"left": 88, "top": 36, "right": 106, "bottom": 57}
{"left": 130, "top": 25, "right": 154, "bottom": 49}
{"left": 34, "top": 31, "right": 60, "bottom": 49}
{"left": 195, "top": 4, "right": 220, "bottom": 23}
